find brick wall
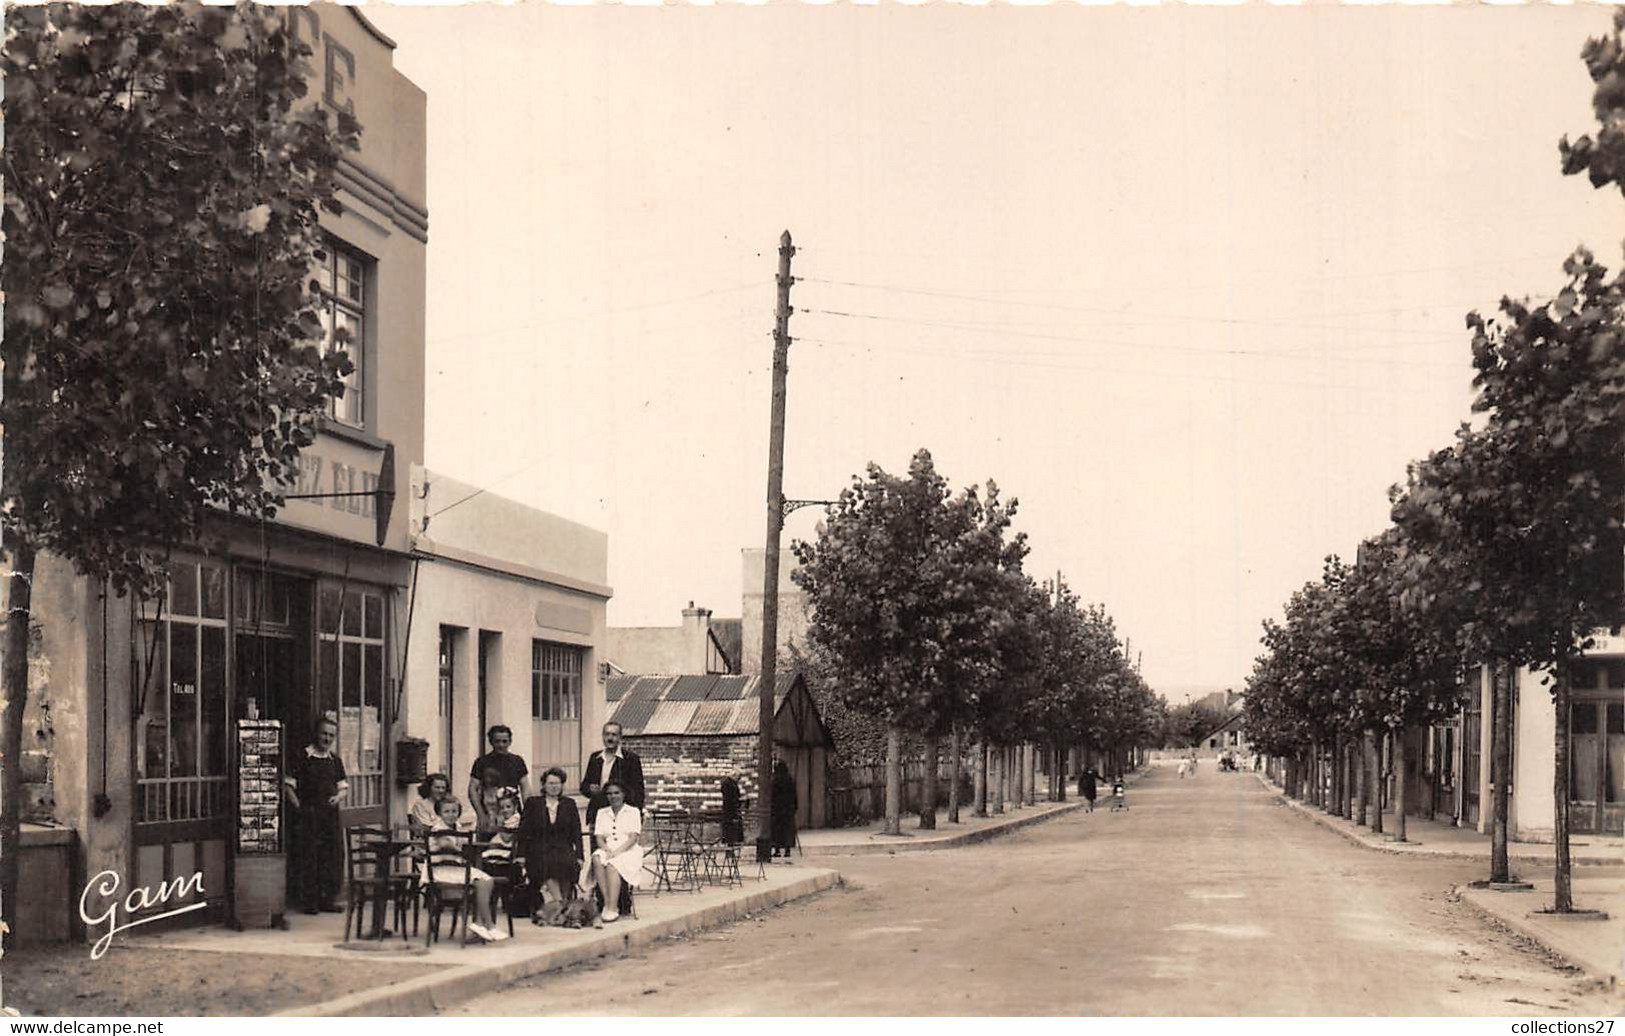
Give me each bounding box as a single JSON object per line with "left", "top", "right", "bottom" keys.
{"left": 626, "top": 734, "right": 760, "bottom": 816}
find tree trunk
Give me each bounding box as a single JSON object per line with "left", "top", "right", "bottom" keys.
{"left": 1368, "top": 732, "right": 1384, "bottom": 835}
{"left": 884, "top": 724, "right": 902, "bottom": 835}
{"left": 1309, "top": 741, "right": 1320, "bottom": 807}
{"left": 991, "top": 744, "right": 1004, "bottom": 814}
{"left": 1553, "top": 658, "right": 1574, "bottom": 912}
{"left": 1329, "top": 736, "right": 1342, "bottom": 814}
{"left": 948, "top": 727, "right": 962, "bottom": 824}
{"left": 1392, "top": 725, "right": 1408, "bottom": 842}
{"left": 1355, "top": 733, "right": 1368, "bottom": 826}
{"left": 1025, "top": 743, "right": 1037, "bottom": 806}
{"left": 1491, "top": 662, "right": 1512, "bottom": 884}
{"left": 919, "top": 730, "right": 939, "bottom": 830}
{"left": 1054, "top": 740, "right": 1066, "bottom": 802}
{"left": 974, "top": 738, "right": 987, "bottom": 817}
{"left": 1, "top": 544, "right": 38, "bottom": 953}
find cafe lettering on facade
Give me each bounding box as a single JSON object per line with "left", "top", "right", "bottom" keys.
{"left": 21, "top": 4, "right": 429, "bottom": 935}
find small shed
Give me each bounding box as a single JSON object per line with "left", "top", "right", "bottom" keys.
{"left": 605, "top": 671, "right": 835, "bottom": 828}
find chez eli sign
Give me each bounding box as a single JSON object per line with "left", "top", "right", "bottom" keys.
{"left": 282, "top": 441, "right": 396, "bottom": 548}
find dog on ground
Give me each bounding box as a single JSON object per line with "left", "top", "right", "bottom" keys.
{"left": 532, "top": 887, "right": 601, "bottom": 929}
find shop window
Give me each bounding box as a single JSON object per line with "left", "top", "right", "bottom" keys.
{"left": 318, "top": 584, "right": 385, "bottom": 807}
{"left": 311, "top": 238, "right": 369, "bottom": 427}
{"left": 135, "top": 560, "right": 229, "bottom": 825}
{"left": 531, "top": 641, "right": 583, "bottom": 721}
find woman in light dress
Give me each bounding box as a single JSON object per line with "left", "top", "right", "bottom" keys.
{"left": 589, "top": 780, "right": 643, "bottom": 922}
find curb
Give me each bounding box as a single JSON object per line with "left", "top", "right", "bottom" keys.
{"left": 803, "top": 769, "right": 1150, "bottom": 857}
{"left": 1456, "top": 886, "right": 1623, "bottom": 989}
{"left": 1263, "top": 778, "right": 1622, "bottom": 869}
{"left": 277, "top": 870, "right": 843, "bottom": 1017}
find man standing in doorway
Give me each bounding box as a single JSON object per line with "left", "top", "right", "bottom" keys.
{"left": 285, "top": 716, "right": 348, "bottom": 915}
{"left": 469, "top": 725, "right": 531, "bottom": 835}
{"left": 581, "top": 721, "right": 645, "bottom": 830}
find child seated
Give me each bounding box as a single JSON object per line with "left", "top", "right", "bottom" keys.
{"left": 481, "top": 795, "right": 521, "bottom": 877}
{"left": 423, "top": 798, "right": 507, "bottom": 943}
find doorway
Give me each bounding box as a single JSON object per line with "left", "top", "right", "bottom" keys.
{"left": 1567, "top": 659, "right": 1625, "bottom": 835}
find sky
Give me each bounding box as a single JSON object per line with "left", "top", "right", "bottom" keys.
{"left": 366, "top": 1, "right": 1621, "bottom": 702}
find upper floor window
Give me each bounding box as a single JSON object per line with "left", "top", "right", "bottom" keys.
{"left": 312, "top": 239, "right": 368, "bottom": 427}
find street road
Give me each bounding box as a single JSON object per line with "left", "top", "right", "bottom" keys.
{"left": 451, "top": 765, "right": 1623, "bottom": 1016}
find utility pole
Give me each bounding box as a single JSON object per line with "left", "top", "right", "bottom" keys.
{"left": 757, "top": 230, "right": 795, "bottom": 865}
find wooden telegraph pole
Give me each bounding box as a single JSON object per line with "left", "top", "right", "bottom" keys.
{"left": 756, "top": 230, "right": 795, "bottom": 864}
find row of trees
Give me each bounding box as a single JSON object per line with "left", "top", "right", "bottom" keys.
{"left": 790, "top": 449, "right": 1165, "bottom": 835}
{"left": 1245, "top": 11, "right": 1625, "bottom": 915}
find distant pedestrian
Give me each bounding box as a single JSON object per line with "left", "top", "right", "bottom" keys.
{"left": 719, "top": 774, "right": 745, "bottom": 846}
{"left": 1110, "top": 776, "right": 1127, "bottom": 812}
{"left": 1177, "top": 758, "right": 1190, "bottom": 779}
{"left": 770, "top": 759, "right": 798, "bottom": 859}
{"left": 1079, "top": 766, "right": 1100, "bottom": 812}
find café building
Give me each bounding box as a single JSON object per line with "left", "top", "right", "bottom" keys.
{"left": 17, "top": 4, "right": 428, "bottom": 940}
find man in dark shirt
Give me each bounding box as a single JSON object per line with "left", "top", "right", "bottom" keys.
{"left": 469, "top": 725, "right": 530, "bottom": 834}
{"left": 581, "top": 721, "right": 644, "bottom": 830}
{"left": 284, "top": 716, "right": 348, "bottom": 914}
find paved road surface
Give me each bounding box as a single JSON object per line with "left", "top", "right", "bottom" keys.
{"left": 451, "top": 764, "right": 1624, "bottom": 1016}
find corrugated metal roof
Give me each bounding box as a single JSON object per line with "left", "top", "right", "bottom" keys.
{"left": 643, "top": 700, "right": 700, "bottom": 736}
{"left": 627, "top": 676, "right": 675, "bottom": 702}
{"left": 707, "top": 676, "right": 750, "bottom": 700}
{"left": 686, "top": 701, "right": 737, "bottom": 736}
{"left": 606, "top": 669, "right": 817, "bottom": 739}
{"left": 611, "top": 697, "right": 660, "bottom": 736}
{"left": 667, "top": 675, "right": 718, "bottom": 701}
{"left": 731, "top": 698, "right": 766, "bottom": 735}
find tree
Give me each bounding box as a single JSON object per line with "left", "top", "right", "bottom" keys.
{"left": 1392, "top": 251, "right": 1625, "bottom": 911}
{"left": 1559, "top": 8, "right": 1625, "bottom": 198}
{"left": 917, "top": 480, "right": 1027, "bottom": 828}
{"left": 933, "top": 483, "right": 1028, "bottom": 823}
{"left": 1165, "top": 701, "right": 1228, "bottom": 749}
{"left": 1339, "top": 532, "right": 1467, "bottom": 843}
{"left": 1026, "top": 582, "right": 1121, "bottom": 794}
{"left": 1390, "top": 428, "right": 1517, "bottom": 875}
{"left": 792, "top": 449, "right": 1000, "bottom": 835}
{"left": 1, "top": 2, "right": 356, "bottom": 946}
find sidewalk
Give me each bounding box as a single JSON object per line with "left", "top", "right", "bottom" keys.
{"left": 1460, "top": 878, "right": 1623, "bottom": 987}
{"left": 135, "top": 863, "right": 840, "bottom": 1017}
{"left": 800, "top": 768, "right": 1150, "bottom": 856}
{"left": 1264, "top": 775, "right": 1624, "bottom": 989}
{"left": 1264, "top": 774, "right": 1625, "bottom": 869}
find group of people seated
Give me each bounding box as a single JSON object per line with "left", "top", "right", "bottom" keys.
{"left": 289, "top": 716, "right": 798, "bottom": 944}
{"left": 404, "top": 721, "right": 653, "bottom": 942}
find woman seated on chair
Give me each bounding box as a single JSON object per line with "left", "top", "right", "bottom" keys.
{"left": 519, "top": 767, "right": 583, "bottom": 914}
{"left": 589, "top": 780, "right": 643, "bottom": 923}
{"left": 422, "top": 798, "right": 507, "bottom": 942}
{"left": 409, "top": 772, "right": 473, "bottom": 834}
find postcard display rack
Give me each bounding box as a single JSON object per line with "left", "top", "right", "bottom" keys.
{"left": 233, "top": 718, "right": 289, "bottom": 930}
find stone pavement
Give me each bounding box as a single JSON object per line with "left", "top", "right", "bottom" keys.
{"left": 132, "top": 863, "right": 839, "bottom": 1016}
{"left": 798, "top": 778, "right": 1137, "bottom": 856}
{"left": 1264, "top": 774, "right": 1625, "bottom": 990}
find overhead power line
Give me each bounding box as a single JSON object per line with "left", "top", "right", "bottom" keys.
{"left": 797, "top": 306, "right": 1466, "bottom": 369}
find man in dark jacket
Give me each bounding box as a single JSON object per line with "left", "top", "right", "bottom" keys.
{"left": 581, "top": 721, "right": 644, "bottom": 830}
